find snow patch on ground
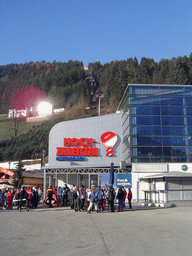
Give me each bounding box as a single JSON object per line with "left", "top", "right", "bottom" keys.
{"left": 0, "top": 160, "right": 47, "bottom": 171}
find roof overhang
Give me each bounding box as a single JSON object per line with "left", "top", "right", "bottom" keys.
{"left": 139, "top": 171, "right": 192, "bottom": 180}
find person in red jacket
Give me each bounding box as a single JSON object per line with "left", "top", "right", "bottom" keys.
{"left": 7, "top": 189, "right": 13, "bottom": 210}
{"left": 128, "top": 188, "right": 132, "bottom": 209}
{"left": 26, "top": 187, "right": 32, "bottom": 208}
{"left": 26, "top": 187, "right": 32, "bottom": 200}
{"left": 122, "top": 185, "right": 127, "bottom": 211}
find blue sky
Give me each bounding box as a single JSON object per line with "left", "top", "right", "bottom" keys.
{"left": 1, "top": 0, "right": 192, "bottom": 66}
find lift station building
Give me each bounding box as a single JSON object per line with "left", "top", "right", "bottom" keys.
{"left": 44, "top": 84, "right": 192, "bottom": 203}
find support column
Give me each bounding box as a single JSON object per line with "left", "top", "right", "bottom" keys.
{"left": 49, "top": 175, "right": 52, "bottom": 187}
{"left": 149, "top": 179, "right": 152, "bottom": 202}
{"left": 55, "top": 170, "right": 58, "bottom": 188}
{"left": 152, "top": 180, "right": 156, "bottom": 202}
{"left": 98, "top": 174, "right": 100, "bottom": 187}
{"left": 77, "top": 174, "right": 79, "bottom": 187}
{"left": 88, "top": 174, "right": 90, "bottom": 188}
{"left": 136, "top": 181, "right": 140, "bottom": 202}
{"left": 43, "top": 169, "right": 46, "bottom": 200}
{"left": 183, "top": 96, "right": 189, "bottom": 162}
{"left": 164, "top": 177, "right": 168, "bottom": 203}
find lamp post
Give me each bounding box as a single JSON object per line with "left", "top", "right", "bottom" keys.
{"left": 148, "top": 152, "right": 152, "bottom": 162}
{"left": 93, "top": 92, "right": 103, "bottom": 116}
{"left": 98, "top": 96, "right": 101, "bottom": 116}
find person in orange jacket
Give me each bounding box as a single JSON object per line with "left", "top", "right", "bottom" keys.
{"left": 7, "top": 189, "right": 13, "bottom": 210}
{"left": 26, "top": 187, "right": 33, "bottom": 209}
{"left": 46, "top": 185, "right": 53, "bottom": 208}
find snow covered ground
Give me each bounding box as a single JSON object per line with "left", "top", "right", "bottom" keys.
{"left": 0, "top": 160, "right": 47, "bottom": 171}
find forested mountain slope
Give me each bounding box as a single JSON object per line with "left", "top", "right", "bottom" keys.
{"left": 0, "top": 55, "right": 192, "bottom": 162}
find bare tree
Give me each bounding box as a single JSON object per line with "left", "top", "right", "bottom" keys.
{"left": 13, "top": 110, "right": 20, "bottom": 138}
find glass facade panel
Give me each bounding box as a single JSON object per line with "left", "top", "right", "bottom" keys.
{"left": 162, "top": 116, "right": 184, "bottom": 125}
{"left": 187, "top": 117, "right": 192, "bottom": 125}
{"left": 134, "top": 136, "right": 162, "bottom": 146}
{"left": 130, "top": 106, "right": 160, "bottom": 115}
{"left": 162, "top": 126, "right": 185, "bottom": 135}
{"left": 131, "top": 116, "right": 160, "bottom": 125}
{"left": 68, "top": 174, "right": 78, "bottom": 186}
{"left": 166, "top": 97, "right": 184, "bottom": 105}
{"left": 128, "top": 85, "right": 192, "bottom": 163}
{"left": 131, "top": 126, "right": 162, "bottom": 135}
{"left": 79, "top": 174, "right": 89, "bottom": 188}
{"left": 90, "top": 174, "right": 98, "bottom": 188}
{"left": 134, "top": 147, "right": 163, "bottom": 157}
{"left": 58, "top": 174, "right": 67, "bottom": 184}
{"left": 163, "top": 147, "right": 187, "bottom": 157}
{"left": 188, "top": 127, "right": 192, "bottom": 135}
{"left": 130, "top": 96, "right": 160, "bottom": 105}
{"left": 185, "top": 97, "right": 192, "bottom": 106}
{"left": 161, "top": 106, "right": 184, "bottom": 115}
{"left": 188, "top": 138, "right": 192, "bottom": 146}
{"left": 163, "top": 137, "right": 186, "bottom": 146}
{"left": 187, "top": 107, "right": 192, "bottom": 115}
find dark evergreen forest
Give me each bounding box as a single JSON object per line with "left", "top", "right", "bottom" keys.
{"left": 0, "top": 55, "right": 192, "bottom": 161}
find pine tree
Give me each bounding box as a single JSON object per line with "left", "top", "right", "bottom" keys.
{"left": 12, "top": 159, "right": 25, "bottom": 188}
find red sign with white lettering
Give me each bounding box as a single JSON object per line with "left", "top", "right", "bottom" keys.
{"left": 56, "top": 138, "right": 99, "bottom": 157}
{"left": 101, "top": 132, "right": 118, "bottom": 157}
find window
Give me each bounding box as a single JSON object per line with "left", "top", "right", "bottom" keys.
{"left": 134, "top": 136, "right": 162, "bottom": 146}
{"left": 187, "top": 107, "right": 192, "bottom": 115}
{"left": 129, "top": 85, "right": 192, "bottom": 163}
{"left": 161, "top": 106, "right": 183, "bottom": 115}
{"left": 130, "top": 106, "right": 160, "bottom": 115}
{"left": 131, "top": 116, "right": 160, "bottom": 125}
{"left": 163, "top": 137, "right": 186, "bottom": 146}
{"left": 162, "top": 116, "right": 184, "bottom": 125}
{"left": 187, "top": 117, "right": 192, "bottom": 125}
{"left": 185, "top": 97, "right": 192, "bottom": 106}
{"left": 131, "top": 126, "right": 162, "bottom": 136}
{"left": 162, "top": 126, "right": 185, "bottom": 135}
{"left": 134, "top": 147, "right": 163, "bottom": 157}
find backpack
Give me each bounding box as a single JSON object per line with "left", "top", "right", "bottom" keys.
{"left": 97, "top": 190, "right": 103, "bottom": 200}
{"left": 73, "top": 192, "right": 77, "bottom": 199}
{"left": 109, "top": 189, "right": 115, "bottom": 200}
{"left": 48, "top": 189, "right": 53, "bottom": 197}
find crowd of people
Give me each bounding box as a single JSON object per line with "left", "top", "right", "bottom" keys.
{"left": 0, "top": 184, "right": 133, "bottom": 213}
{"left": 0, "top": 186, "right": 43, "bottom": 211}
{"left": 46, "top": 184, "right": 133, "bottom": 213}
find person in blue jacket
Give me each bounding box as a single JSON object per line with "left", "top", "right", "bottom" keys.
{"left": 0, "top": 189, "right": 3, "bottom": 210}
{"left": 87, "top": 188, "right": 98, "bottom": 213}
{"left": 57, "top": 186, "right": 63, "bottom": 201}
{"left": 96, "top": 185, "right": 104, "bottom": 212}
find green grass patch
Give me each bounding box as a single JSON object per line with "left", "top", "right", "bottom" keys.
{"left": 0, "top": 118, "right": 44, "bottom": 141}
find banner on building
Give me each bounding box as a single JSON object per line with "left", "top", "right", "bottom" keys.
{"left": 0, "top": 167, "right": 14, "bottom": 177}
{"left": 116, "top": 174, "right": 132, "bottom": 188}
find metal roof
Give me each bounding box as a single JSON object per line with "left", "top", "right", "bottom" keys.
{"left": 116, "top": 84, "right": 192, "bottom": 112}
{"left": 139, "top": 171, "right": 192, "bottom": 180}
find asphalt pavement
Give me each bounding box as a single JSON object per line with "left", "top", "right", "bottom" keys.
{"left": 1, "top": 202, "right": 192, "bottom": 256}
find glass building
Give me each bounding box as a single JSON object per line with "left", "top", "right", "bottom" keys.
{"left": 117, "top": 84, "right": 192, "bottom": 164}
